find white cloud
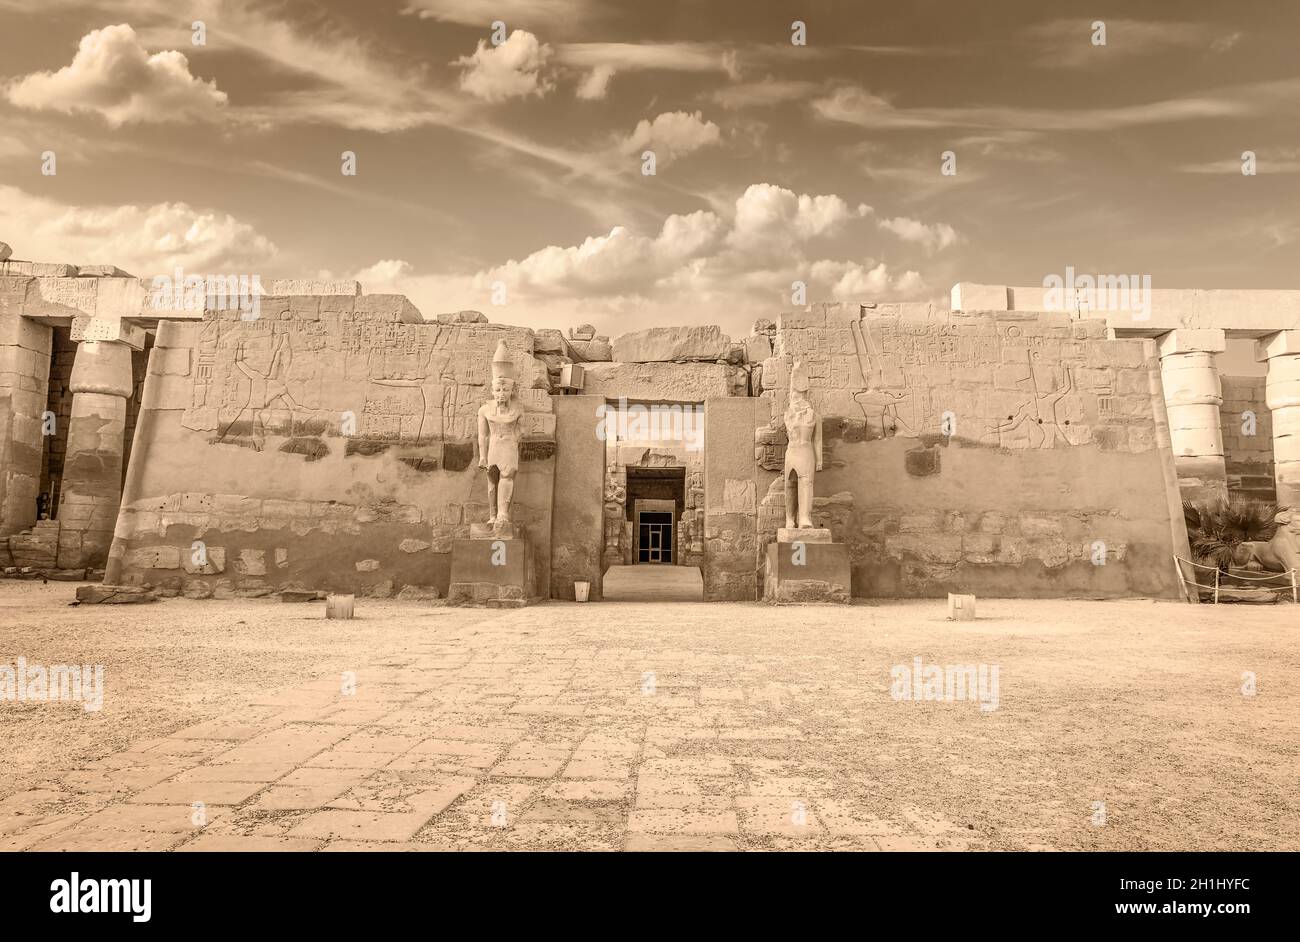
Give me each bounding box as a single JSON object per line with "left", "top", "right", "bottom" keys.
{"left": 5, "top": 24, "right": 227, "bottom": 126}
{"left": 1179, "top": 149, "right": 1300, "bottom": 174}
{"left": 482, "top": 209, "right": 724, "bottom": 296}
{"left": 575, "top": 65, "right": 615, "bottom": 100}
{"left": 811, "top": 260, "right": 928, "bottom": 299}
{"left": 711, "top": 77, "right": 817, "bottom": 110}
{"left": 813, "top": 82, "right": 1249, "bottom": 134}
{"left": 352, "top": 259, "right": 415, "bottom": 292}
{"left": 727, "top": 183, "right": 871, "bottom": 259}
{"left": 654, "top": 210, "right": 726, "bottom": 260}
{"left": 558, "top": 41, "right": 738, "bottom": 98}
{"left": 1024, "top": 19, "right": 1243, "bottom": 69}
{"left": 877, "top": 216, "right": 962, "bottom": 252}
{"left": 453, "top": 30, "right": 554, "bottom": 103}
{"left": 344, "top": 182, "right": 930, "bottom": 336}
{"left": 621, "top": 111, "right": 721, "bottom": 164}
{"left": 0, "top": 185, "right": 276, "bottom": 275}
{"left": 404, "top": 0, "right": 591, "bottom": 28}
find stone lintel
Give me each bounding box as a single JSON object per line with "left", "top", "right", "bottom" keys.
{"left": 1255, "top": 330, "right": 1300, "bottom": 362}
{"left": 1157, "top": 329, "right": 1226, "bottom": 357}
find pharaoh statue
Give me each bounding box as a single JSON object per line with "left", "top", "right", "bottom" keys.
{"left": 783, "top": 360, "right": 823, "bottom": 529}
{"left": 477, "top": 340, "right": 524, "bottom": 531}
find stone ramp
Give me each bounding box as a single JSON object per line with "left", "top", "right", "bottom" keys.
{"left": 601, "top": 565, "right": 703, "bottom": 602}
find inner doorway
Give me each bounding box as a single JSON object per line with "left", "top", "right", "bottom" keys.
{"left": 625, "top": 467, "right": 685, "bottom": 565}
{"left": 637, "top": 509, "right": 673, "bottom": 563}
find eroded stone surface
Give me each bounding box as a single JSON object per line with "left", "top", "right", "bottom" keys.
{"left": 75, "top": 584, "right": 157, "bottom": 604}
{"left": 612, "top": 326, "right": 732, "bottom": 363}
{"left": 0, "top": 276, "right": 1204, "bottom": 602}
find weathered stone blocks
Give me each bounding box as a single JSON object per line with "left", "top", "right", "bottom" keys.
{"left": 763, "top": 540, "right": 851, "bottom": 603}
{"left": 612, "top": 326, "right": 732, "bottom": 363}
{"left": 581, "top": 362, "right": 736, "bottom": 400}
{"left": 448, "top": 536, "right": 534, "bottom": 604}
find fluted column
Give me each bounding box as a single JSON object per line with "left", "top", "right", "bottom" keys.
{"left": 56, "top": 339, "right": 134, "bottom": 569}
{"left": 1257, "top": 331, "right": 1300, "bottom": 510}
{"left": 1158, "top": 329, "right": 1227, "bottom": 501}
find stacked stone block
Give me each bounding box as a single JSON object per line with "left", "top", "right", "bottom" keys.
{"left": 0, "top": 285, "right": 52, "bottom": 540}
{"left": 767, "top": 303, "right": 1185, "bottom": 598}
{"left": 1218, "top": 375, "right": 1275, "bottom": 501}
{"left": 104, "top": 294, "right": 557, "bottom": 597}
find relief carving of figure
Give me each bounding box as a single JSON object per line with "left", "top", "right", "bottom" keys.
{"left": 783, "top": 360, "right": 823, "bottom": 529}
{"left": 477, "top": 340, "right": 523, "bottom": 529}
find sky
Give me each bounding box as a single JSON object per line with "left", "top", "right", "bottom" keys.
{"left": 1, "top": 0, "right": 1298, "bottom": 342}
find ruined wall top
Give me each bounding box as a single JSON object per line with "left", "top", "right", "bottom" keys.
{"left": 953, "top": 281, "right": 1300, "bottom": 335}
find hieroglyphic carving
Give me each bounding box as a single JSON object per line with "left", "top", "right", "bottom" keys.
{"left": 836, "top": 316, "right": 1103, "bottom": 448}
{"left": 179, "top": 312, "right": 547, "bottom": 452}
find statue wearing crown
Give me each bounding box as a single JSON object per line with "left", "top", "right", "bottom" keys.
{"left": 477, "top": 340, "right": 524, "bottom": 531}
{"left": 782, "top": 359, "right": 823, "bottom": 530}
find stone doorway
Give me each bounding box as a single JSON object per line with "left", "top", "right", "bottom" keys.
{"left": 600, "top": 398, "right": 705, "bottom": 570}
{"left": 626, "top": 469, "right": 684, "bottom": 564}
{"left": 636, "top": 505, "right": 674, "bottom": 563}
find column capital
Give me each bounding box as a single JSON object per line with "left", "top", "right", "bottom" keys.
{"left": 1254, "top": 330, "right": 1300, "bottom": 362}
{"left": 69, "top": 338, "right": 135, "bottom": 398}
{"left": 71, "top": 314, "right": 146, "bottom": 349}
{"left": 1157, "top": 328, "right": 1225, "bottom": 357}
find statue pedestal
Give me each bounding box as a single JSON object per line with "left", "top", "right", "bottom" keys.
{"left": 448, "top": 529, "right": 535, "bottom": 607}
{"left": 469, "top": 521, "right": 520, "bottom": 540}
{"left": 776, "top": 527, "right": 832, "bottom": 544}
{"left": 763, "top": 532, "right": 850, "bottom": 604}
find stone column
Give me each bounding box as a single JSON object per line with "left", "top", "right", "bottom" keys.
{"left": 0, "top": 306, "right": 52, "bottom": 543}
{"left": 1257, "top": 330, "right": 1300, "bottom": 510}
{"left": 56, "top": 339, "right": 134, "bottom": 569}
{"left": 1157, "top": 329, "right": 1227, "bottom": 501}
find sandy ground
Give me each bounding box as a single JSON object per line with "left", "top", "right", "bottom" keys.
{"left": 0, "top": 581, "right": 493, "bottom": 791}
{"left": 1, "top": 580, "right": 1297, "bottom": 851}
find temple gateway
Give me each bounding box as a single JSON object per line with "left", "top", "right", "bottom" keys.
{"left": 3, "top": 252, "right": 1298, "bottom": 603}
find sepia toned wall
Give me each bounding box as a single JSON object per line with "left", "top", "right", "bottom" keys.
{"left": 5, "top": 268, "right": 1192, "bottom": 601}
{"left": 0, "top": 278, "right": 52, "bottom": 543}
{"left": 104, "top": 298, "right": 557, "bottom": 598}
{"left": 1218, "top": 375, "right": 1275, "bottom": 502}
{"left": 758, "top": 303, "right": 1189, "bottom": 598}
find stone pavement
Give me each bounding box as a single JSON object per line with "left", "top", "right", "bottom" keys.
{"left": 602, "top": 565, "right": 704, "bottom": 602}
{"left": 2, "top": 596, "right": 1295, "bottom": 851}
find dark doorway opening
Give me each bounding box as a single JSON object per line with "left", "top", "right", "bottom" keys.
{"left": 625, "top": 467, "right": 685, "bottom": 565}
{"left": 38, "top": 326, "right": 76, "bottom": 521}
{"left": 638, "top": 511, "right": 673, "bottom": 563}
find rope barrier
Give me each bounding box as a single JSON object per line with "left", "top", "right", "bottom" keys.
{"left": 1173, "top": 556, "right": 1299, "bottom": 604}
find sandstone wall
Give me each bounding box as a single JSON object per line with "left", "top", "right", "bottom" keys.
{"left": 86, "top": 294, "right": 1191, "bottom": 601}
{"left": 106, "top": 297, "right": 556, "bottom": 598}
{"left": 0, "top": 280, "right": 51, "bottom": 540}
{"left": 1219, "top": 375, "right": 1275, "bottom": 502}
{"left": 763, "top": 303, "right": 1189, "bottom": 598}
{"left": 704, "top": 397, "right": 772, "bottom": 600}
{"left": 551, "top": 396, "right": 606, "bottom": 599}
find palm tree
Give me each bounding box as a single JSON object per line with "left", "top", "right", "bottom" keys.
{"left": 1183, "top": 496, "right": 1280, "bottom": 572}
